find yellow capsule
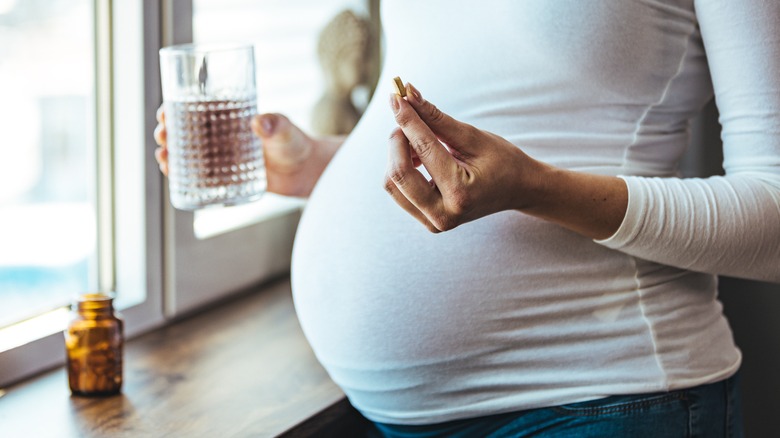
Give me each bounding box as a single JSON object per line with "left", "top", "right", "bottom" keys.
{"left": 392, "top": 76, "right": 406, "bottom": 97}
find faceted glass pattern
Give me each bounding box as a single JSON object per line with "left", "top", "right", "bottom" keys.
{"left": 165, "top": 95, "right": 266, "bottom": 210}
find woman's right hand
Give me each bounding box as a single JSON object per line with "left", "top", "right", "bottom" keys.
{"left": 153, "top": 105, "right": 334, "bottom": 197}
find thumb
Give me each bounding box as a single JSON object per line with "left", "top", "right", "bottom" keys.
{"left": 252, "top": 113, "right": 288, "bottom": 140}
{"left": 404, "top": 82, "right": 480, "bottom": 155}
{"left": 251, "top": 113, "right": 311, "bottom": 166}
{"left": 252, "top": 113, "right": 301, "bottom": 147}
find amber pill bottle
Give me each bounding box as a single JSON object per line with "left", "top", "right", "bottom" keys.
{"left": 64, "top": 293, "right": 124, "bottom": 396}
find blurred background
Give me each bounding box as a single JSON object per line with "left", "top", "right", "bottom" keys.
{"left": 0, "top": 0, "right": 95, "bottom": 329}
{"left": 0, "top": 0, "right": 373, "bottom": 328}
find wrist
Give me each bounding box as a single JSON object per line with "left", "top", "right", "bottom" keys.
{"left": 285, "top": 135, "right": 344, "bottom": 197}
{"left": 511, "top": 154, "right": 557, "bottom": 213}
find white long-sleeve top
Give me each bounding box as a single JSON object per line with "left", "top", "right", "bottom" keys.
{"left": 291, "top": 0, "right": 780, "bottom": 425}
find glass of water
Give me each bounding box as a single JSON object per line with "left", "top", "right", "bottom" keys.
{"left": 159, "top": 43, "right": 266, "bottom": 210}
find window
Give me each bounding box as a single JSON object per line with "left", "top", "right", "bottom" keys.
{"left": 189, "top": 0, "right": 372, "bottom": 239}
{"left": 0, "top": 0, "right": 377, "bottom": 388}
{"left": 0, "top": 0, "right": 164, "bottom": 387}
{"left": 164, "top": 0, "right": 376, "bottom": 316}
{"left": 0, "top": 0, "right": 96, "bottom": 335}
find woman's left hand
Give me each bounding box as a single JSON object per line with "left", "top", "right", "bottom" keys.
{"left": 385, "top": 82, "right": 629, "bottom": 239}
{"left": 385, "top": 82, "right": 546, "bottom": 233}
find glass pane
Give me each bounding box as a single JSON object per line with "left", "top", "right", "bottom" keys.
{"left": 0, "top": 0, "right": 96, "bottom": 328}
{"left": 190, "top": 0, "right": 366, "bottom": 238}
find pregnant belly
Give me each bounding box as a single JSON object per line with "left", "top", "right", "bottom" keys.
{"left": 290, "top": 185, "right": 640, "bottom": 369}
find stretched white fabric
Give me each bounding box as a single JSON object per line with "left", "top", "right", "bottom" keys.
{"left": 291, "top": 0, "right": 779, "bottom": 425}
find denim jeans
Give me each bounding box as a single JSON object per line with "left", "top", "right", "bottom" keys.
{"left": 371, "top": 372, "right": 743, "bottom": 438}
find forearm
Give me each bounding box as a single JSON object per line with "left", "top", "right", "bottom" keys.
{"left": 520, "top": 162, "right": 628, "bottom": 241}
{"left": 521, "top": 162, "right": 780, "bottom": 282}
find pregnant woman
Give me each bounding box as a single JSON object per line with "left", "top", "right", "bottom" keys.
{"left": 156, "top": 1, "right": 780, "bottom": 436}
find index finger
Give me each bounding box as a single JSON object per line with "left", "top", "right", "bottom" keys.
{"left": 156, "top": 105, "right": 165, "bottom": 124}
{"left": 391, "top": 93, "right": 458, "bottom": 187}
{"left": 404, "top": 83, "right": 478, "bottom": 154}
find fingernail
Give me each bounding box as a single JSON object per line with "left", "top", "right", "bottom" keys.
{"left": 262, "top": 117, "right": 275, "bottom": 135}
{"left": 253, "top": 115, "right": 275, "bottom": 136}
{"left": 389, "top": 93, "right": 400, "bottom": 114}
{"left": 408, "top": 83, "right": 423, "bottom": 104}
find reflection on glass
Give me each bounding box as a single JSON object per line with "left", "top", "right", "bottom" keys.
{"left": 0, "top": 0, "right": 96, "bottom": 328}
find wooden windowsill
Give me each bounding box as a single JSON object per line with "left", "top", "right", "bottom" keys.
{"left": 0, "top": 277, "right": 370, "bottom": 437}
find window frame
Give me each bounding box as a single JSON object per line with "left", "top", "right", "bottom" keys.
{"left": 0, "top": 0, "right": 378, "bottom": 388}
{"left": 163, "top": 0, "right": 380, "bottom": 316}
{"left": 160, "top": 0, "right": 303, "bottom": 318}
{"left": 0, "top": 0, "right": 166, "bottom": 388}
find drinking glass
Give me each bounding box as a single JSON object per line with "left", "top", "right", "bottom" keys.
{"left": 159, "top": 43, "right": 266, "bottom": 210}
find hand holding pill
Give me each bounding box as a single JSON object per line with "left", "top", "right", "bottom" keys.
{"left": 386, "top": 79, "right": 628, "bottom": 239}
{"left": 385, "top": 79, "right": 543, "bottom": 232}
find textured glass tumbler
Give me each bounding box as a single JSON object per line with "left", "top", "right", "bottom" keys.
{"left": 159, "top": 44, "right": 266, "bottom": 210}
